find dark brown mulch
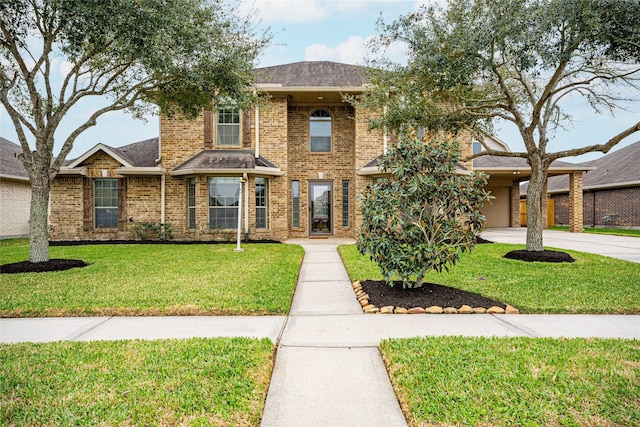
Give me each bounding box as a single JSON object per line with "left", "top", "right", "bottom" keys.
{"left": 504, "top": 249, "right": 575, "bottom": 263}
{"left": 1, "top": 259, "right": 88, "bottom": 274}
{"left": 360, "top": 280, "right": 507, "bottom": 310}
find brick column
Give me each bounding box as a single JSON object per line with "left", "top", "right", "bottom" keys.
{"left": 510, "top": 182, "right": 520, "bottom": 227}
{"left": 569, "top": 171, "right": 584, "bottom": 232}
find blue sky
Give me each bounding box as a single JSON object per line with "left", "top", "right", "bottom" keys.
{"left": 1, "top": 0, "right": 637, "bottom": 162}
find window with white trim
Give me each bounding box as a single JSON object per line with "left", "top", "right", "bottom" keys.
{"left": 217, "top": 106, "right": 240, "bottom": 146}
{"left": 208, "top": 177, "right": 240, "bottom": 229}
{"left": 255, "top": 177, "right": 268, "bottom": 229}
{"left": 94, "top": 178, "right": 118, "bottom": 228}
{"left": 342, "top": 180, "right": 350, "bottom": 227}
{"left": 292, "top": 180, "right": 300, "bottom": 228}
{"left": 187, "top": 178, "right": 196, "bottom": 229}
{"left": 309, "top": 110, "right": 332, "bottom": 152}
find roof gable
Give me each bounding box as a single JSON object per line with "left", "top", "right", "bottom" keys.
{"left": 255, "top": 61, "right": 367, "bottom": 87}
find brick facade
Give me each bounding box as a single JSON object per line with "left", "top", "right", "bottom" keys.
{"left": 50, "top": 88, "right": 474, "bottom": 241}
{"left": 552, "top": 186, "right": 640, "bottom": 227}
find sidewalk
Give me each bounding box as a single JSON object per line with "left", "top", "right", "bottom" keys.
{"left": 1, "top": 235, "right": 639, "bottom": 426}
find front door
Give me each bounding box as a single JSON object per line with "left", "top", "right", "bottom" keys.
{"left": 309, "top": 182, "right": 332, "bottom": 235}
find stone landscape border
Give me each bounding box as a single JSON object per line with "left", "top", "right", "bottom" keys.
{"left": 352, "top": 281, "right": 520, "bottom": 314}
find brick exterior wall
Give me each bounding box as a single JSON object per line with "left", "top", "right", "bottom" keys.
{"left": 0, "top": 178, "right": 31, "bottom": 238}
{"left": 552, "top": 186, "right": 640, "bottom": 227}
{"left": 49, "top": 95, "right": 475, "bottom": 240}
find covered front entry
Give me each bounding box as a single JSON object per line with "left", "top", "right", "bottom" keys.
{"left": 309, "top": 181, "right": 332, "bottom": 235}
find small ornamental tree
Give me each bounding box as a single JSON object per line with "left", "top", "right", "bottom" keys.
{"left": 356, "top": 132, "right": 491, "bottom": 289}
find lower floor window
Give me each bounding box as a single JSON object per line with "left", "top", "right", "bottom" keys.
{"left": 208, "top": 177, "right": 240, "bottom": 229}
{"left": 187, "top": 178, "right": 196, "bottom": 229}
{"left": 342, "top": 180, "right": 350, "bottom": 227}
{"left": 255, "top": 177, "right": 268, "bottom": 229}
{"left": 292, "top": 180, "right": 300, "bottom": 228}
{"left": 94, "top": 178, "right": 118, "bottom": 228}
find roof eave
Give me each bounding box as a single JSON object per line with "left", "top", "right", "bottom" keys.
{"left": 66, "top": 143, "right": 133, "bottom": 169}
{"left": 115, "top": 167, "right": 166, "bottom": 176}
{"left": 255, "top": 84, "right": 366, "bottom": 93}
{"left": 0, "top": 173, "right": 30, "bottom": 182}
{"left": 57, "top": 166, "right": 88, "bottom": 176}
{"left": 170, "top": 167, "right": 284, "bottom": 177}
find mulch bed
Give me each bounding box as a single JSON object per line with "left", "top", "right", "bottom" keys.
{"left": 360, "top": 280, "right": 507, "bottom": 310}
{"left": 504, "top": 249, "right": 575, "bottom": 263}
{"left": 1, "top": 259, "right": 88, "bottom": 274}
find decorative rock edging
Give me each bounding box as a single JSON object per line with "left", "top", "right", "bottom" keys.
{"left": 352, "top": 281, "right": 520, "bottom": 315}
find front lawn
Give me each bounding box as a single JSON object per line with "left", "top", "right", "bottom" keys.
{"left": 338, "top": 243, "right": 640, "bottom": 313}
{"left": 0, "top": 337, "right": 273, "bottom": 426}
{"left": 0, "top": 241, "right": 304, "bottom": 317}
{"left": 381, "top": 336, "right": 640, "bottom": 426}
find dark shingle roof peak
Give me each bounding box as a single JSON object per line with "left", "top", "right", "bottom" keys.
{"left": 255, "top": 61, "right": 367, "bottom": 87}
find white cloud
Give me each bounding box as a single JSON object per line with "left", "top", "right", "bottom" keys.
{"left": 305, "top": 36, "right": 372, "bottom": 64}
{"left": 240, "top": 0, "right": 329, "bottom": 23}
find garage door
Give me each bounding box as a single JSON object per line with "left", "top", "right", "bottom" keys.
{"left": 481, "top": 186, "right": 510, "bottom": 227}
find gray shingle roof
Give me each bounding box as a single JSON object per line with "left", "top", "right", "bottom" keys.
{"left": 473, "top": 155, "right": 576, "bottom": 169}
{"left": 255, "top": 61, "right": 367, "bottom": 87}
{"left": 112, "top": 137, "right": 160, "bottom": 167}
{"left": 0, "top": 137, "right": 29, "bottom": 180}
{"left": 541, "top": 141, "right": 640, "bottom": 192}
{"left": 173, "top": 150, "right": 278, "bottom": 172}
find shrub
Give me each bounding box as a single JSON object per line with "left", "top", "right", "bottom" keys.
{"left": 357, "top": 132, "right": 491, "bottom": 288}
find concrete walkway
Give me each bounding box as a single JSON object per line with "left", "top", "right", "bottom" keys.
{"left": 1, "top": 232, "right": 639, "bottom": 426}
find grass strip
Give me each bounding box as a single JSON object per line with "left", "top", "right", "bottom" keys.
{"left": 338, "top": 243, "right": 640, "bottom": 313}
{"left": 1, "top": 337, "right": 274, "bottom": 426}
{"left": 0, "top": 241, "right": 304, "bottom": 317}
{"left": 549, "top": 226, "right": 640, "bottom": 237}
{"left": 381, "top": 336, "right": 640, "bottom": 427}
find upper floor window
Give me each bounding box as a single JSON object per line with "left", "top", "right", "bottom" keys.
{"left": 309, "top": 110, "right": 332, "bottom": 152}
{"left": 472, "top": 141, "right": 482, "bottom": 154}
{"left": 217, "top": 106, "right": 240, "bottom": 146}
{"left": 94, "top": 178, "right": 118, "bottom": 228}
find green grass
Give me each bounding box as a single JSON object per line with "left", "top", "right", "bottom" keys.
{"left": 338, "top": 243, "right": 640, "bottom": 313}
{"left": 381, "top": 336, "right": 640, "bottom": 427}
{"left": 549, "top": 225, "right": 640, "bottom": 237}
{"left": 1, "top": 337, "right": 273, "bottom": 426}
{"left": 0, "top": 241, "right": 304, "bottom": 317}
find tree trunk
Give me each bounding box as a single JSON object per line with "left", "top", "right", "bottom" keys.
{"left": 28, "top": 174, "right": 51, "bottom": 263}
{"left": 525, "top": 156, "right": 547, "bottom": 252}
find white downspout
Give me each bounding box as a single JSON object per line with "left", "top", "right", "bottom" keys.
{"left": 254, "top": 105, "right": 260, "bottom": 159}
{"left": 243, "top": 172, "right": 249, "bottom": 233}
{"left": 161, "top": 174, "right": 166, "bottom": 225}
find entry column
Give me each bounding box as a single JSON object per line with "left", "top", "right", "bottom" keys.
{"left": 569, "top": 171, "right": 584, "bottom": 233}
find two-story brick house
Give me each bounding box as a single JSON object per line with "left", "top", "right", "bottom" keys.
{"left": 50, "top": 61, "right": 399, "bottom": 240}
{"left": 50, "top": 61, "right": 586, "bottom": 240}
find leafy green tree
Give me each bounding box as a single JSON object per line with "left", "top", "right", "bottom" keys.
{"left": 359, "top": 0, "right": 640, "bottom": 252}
{"left": 0, "top": 0, "right": 269, "bottom": 263}
{"left": 357, "top": 132, "right": 490, "bottom": 288}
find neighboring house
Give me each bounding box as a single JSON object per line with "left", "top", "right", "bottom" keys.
{"left": 49, "top": 61, "right": 589, "bottom": 240}
{"left": 0, "top": 137, "right": 31, "bottom": 238}
{"left": 523, "top": 141, "right": 640, "bottom": 228}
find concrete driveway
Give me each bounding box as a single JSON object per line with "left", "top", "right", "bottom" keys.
{"left": 482, "top": 228, "right": 640, "bottom": 263}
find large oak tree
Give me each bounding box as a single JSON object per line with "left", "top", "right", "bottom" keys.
{"left": 359, "top": 0, "right": 640, "bottom": 251}
{"left": 1, "top": 0, "right": 269, "bottom": 262}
